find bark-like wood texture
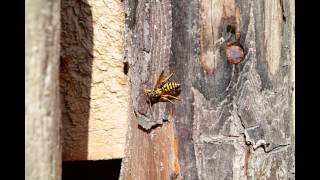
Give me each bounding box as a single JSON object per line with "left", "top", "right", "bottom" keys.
{"left": 121, "top": 0, "right": 294, "bottom": 179}
{"left": 60, "top": 0, "right": 128, "bottom": 160}
{"left": 120, "top": 0, "right": 180, "bottom": 179}
{"left": 26, "top": 0, "right": 61, "bottom": 179}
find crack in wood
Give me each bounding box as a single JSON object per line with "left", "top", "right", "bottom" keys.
{"left": 279, "top": 0, "right": 286, "bottom": 22}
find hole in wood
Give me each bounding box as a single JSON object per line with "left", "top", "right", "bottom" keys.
{"left": 62, "top": 159, "right": 122, "bottom": 180}
{"left": 226, "top": 24, "right": 236, "bottom": 34}
{"left": 123, "top": 62, "right": 129, "bottom": 75}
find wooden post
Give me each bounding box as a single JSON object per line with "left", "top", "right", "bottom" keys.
{"left": 120, "top": 1, "right": 179, "bottom": 179}
{"left": 121, "top": 0, "right": 294, "bottom": 179}
{"left": 25, "top": 0, "right": 61, "bottom": 179}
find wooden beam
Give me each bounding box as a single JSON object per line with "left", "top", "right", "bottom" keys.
{"left": 120, "top": 0, "right": 180, "bottom": 179}
{"left": 26, "top": 0, "right": 61, "bottom": 178}
{"left": 121, "top": 0, "right": 294, "bottom": 179}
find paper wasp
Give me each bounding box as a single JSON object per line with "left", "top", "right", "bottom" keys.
{"left": 144, "top": 70, "right": 181, "bottom": 107}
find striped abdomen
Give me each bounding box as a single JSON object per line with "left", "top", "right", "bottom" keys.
{"left": 161, "top": 82, "right": 180, "bottom": 93}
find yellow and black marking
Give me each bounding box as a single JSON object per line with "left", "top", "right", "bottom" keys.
{"left": 144, "top": 71, "right": 181, "bottom": 106}
{"left": 161, "top": 82, "right": 180, "bottom": 93}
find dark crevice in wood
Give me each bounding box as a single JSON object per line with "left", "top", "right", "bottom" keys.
{"left": 279, "top": 0, "right": 287, "bottom": 22}
{"left": 244, "top": 145, "right": 251, "bottom": 177}
{"left": 226, "top": 24, "right": 236, "bottom": 34}
{"left": 123, "top": 62, "right": 129, "bottom": 75}
{"left": 241, "top": 124, "right": 291, "bottom": 154}
{"left": 137, "top": 122, "right": 168, "bottom": 133}
{"left": 263, "top": 143, "right": 291, "bottom": 153}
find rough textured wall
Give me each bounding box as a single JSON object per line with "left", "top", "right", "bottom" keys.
{"left": 60, "top": 0, "right": 128, "bottom": 160}
{"left": 26, "top": 0, "right": 61, "bottom": 179}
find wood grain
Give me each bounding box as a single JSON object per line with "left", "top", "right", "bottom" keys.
{"left": 125, "top": 0, "right": 173, "bottom": 130}
{"left": 120, "top": 0, "right": 180, "bottom": 179}
{"left": 26, "top": 0, "right": 61, "bottom": 178}
{"left": 171, "top": 0, "right": 294, "bottom": 179}
{"left": 122, "top": 0, "right": 295, "bottom": 179}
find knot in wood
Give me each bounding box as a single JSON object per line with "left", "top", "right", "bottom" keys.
{"left": 225, "top": 42, "right": 244, "bottom": 64}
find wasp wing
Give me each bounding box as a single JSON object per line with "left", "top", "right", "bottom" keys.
{"left": 154, "top": 70, "right": 165, "bottom": 90}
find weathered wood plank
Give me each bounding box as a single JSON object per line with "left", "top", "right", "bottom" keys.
{"left": 125, "top": 0, "right": 173, "bottom": 130}
{"left": 120, "top": 112, "right": 180, "bottom": 180}
{"left": 121, "top": 0, "right": 294, "bottom": 179}
{"left": 25, "top": 0, "right": 61, "bottom": 179}
{"left": 120, "top": 0, "right": 179, "bottom": 179}
{"left": 171, "top": 0, "right": 294, "bottom": 179}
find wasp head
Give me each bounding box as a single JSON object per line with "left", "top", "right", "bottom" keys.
{"left": 144, "top": 89, "right": 153, "bottom": 98}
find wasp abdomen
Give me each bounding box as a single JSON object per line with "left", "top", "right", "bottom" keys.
{"left": 161, "top": 82, "right": 180, "bottom": 92}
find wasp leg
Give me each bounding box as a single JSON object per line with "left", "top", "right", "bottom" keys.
{"left": 146, "top": 100, "right": 155, "bottom": 119}
{"left": 160, "top": 96, "right": 174, "bottom": 104}
{"left": 163, "top": 94, "right": 180, "bottom": 101}
{"left": 148, "top": 101, "right": 152, "bottom": 111}
{"left": 149, "top": 103, "right": 154, "bottom": 119}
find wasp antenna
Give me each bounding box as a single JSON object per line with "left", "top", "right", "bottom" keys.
{"left": 163, "top": 73, "right": 174, "bottom": 83}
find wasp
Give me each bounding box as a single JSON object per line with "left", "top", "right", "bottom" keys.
{"left": 144, "top": 70, "right": 181, "bottom": 106}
